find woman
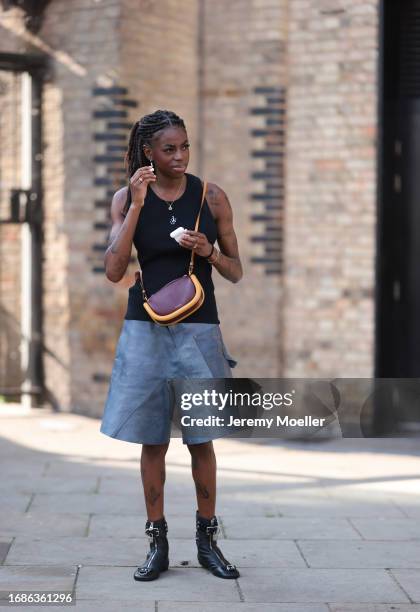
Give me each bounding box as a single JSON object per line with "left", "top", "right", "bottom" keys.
{"left": 100, "top": 109, "right": 243, "bottom": 582}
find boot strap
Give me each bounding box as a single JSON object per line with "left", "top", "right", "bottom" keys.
{"left": 145, "top": 526, "right": 160, "bottom": 539}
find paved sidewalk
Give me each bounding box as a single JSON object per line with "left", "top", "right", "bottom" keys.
{"left": 1, "top": 406, "right": 420, "bottom": 611}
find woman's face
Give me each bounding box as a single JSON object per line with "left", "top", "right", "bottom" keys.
{"left": 146, "top": 126, "right": 190, "bottom": 178}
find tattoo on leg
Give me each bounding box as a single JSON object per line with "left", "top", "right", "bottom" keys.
{"left": 146, "top": 486, "right": 161, "bottom": 506}
{"left": 160, "top": 469, "right": 166, "bottom": 485}
{"left": 195, "top": 481, "right": 210, "bottom": 499}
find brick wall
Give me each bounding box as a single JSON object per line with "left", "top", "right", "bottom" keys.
{"left": 38, "top": 0, "right": 122, "bottom": 414}
{"left": 0, "top": 0, "right": 379, "bottom": 418}
{"left": 42, "top": 0, "right": 199, "bottom": 416}
{"left": 284, "top": 0, "right": 378, "bottom": 376}
{"left": 0, "top": 0, "right": 199, "bottom": 416}
{"left": 201, "top": 0, "right": 288, "bottom": 376}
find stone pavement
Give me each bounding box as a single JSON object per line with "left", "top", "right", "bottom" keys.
{"left": 0, "top": 405, "right": 420, "bottom": 611}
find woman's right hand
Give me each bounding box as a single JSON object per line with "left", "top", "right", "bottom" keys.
{"left": 129, "top": 165, "right": 157, "bottom": 207}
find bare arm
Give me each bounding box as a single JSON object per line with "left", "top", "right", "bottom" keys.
{"left": 208, "top": 183, "right": 243, "bottom": 283}
{"left": 179, "top": 182, "right": 243, "bottom": 283}
{"left": 104, "top": 165, "right": 156, "bottom": 283}
{"left": 104, "top": 188, "right": 140, "bottom": 283}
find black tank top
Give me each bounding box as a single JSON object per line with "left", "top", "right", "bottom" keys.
{"left": 124, "top": 172, "right": 220, "bottom": 323}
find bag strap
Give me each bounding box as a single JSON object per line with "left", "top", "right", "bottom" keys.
{"left": 136, "top": 179, "right": 208, "bottom": 302}
{"left": 188, "top": 180, "right": 207, "bottom": 275}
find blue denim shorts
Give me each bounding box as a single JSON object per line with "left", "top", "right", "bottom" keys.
{"left": 100, "top": 320, "right": 238, "bottom": 446}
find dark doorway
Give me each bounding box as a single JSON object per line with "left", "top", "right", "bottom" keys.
{"left": 376, "top": 0, "right": 420, "bottom": 378}
{"left": 0, "top": 53, "right": 45, "bottom": 407}
{"left": 374, "top": 0, "right": 420, "bottom": 435}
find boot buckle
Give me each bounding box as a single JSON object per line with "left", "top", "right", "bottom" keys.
{"left": 226, "top": 564, "right": 236, "bottom": 571}
{"left": 145, "top": 526, "right": 160, "bottom": 539}
{"left": 206, "top": 525, "right": 218, "bottom": 536}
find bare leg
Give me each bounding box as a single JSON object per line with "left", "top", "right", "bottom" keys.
{"left": 187, "top": 441, "right": 216, "bottom": 518}
{"left": 188, "top": 441, "right": 239, "bottom": 579}
{"left": 140, "top": 442, "right": 169, "bottom": 521}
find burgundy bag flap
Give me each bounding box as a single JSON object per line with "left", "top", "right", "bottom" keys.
{"left": 147, "top": 275, "right": 196, "bottom": 316}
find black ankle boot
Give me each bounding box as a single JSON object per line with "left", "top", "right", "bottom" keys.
{"left": 133, "top": 516, "right": 169, "bottom": 581}
{"left": 195, "top": 511, "right": 240, "bottom": 579}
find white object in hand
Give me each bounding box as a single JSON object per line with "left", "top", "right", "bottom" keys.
{"left": 170, "top": 226, "right": 186, "bottom": 243}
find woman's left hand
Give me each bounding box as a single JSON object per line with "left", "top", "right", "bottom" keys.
{"left": 179, "top": 230, "right": 213, "bottom": 258}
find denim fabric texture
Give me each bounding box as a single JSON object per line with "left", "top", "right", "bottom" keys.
{"left": 100, "top": 320, "right": 237, "bottom": 445}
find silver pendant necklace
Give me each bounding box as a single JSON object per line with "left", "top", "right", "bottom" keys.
{"left": 153, "top": 176, "right": 185, "bottom": 224}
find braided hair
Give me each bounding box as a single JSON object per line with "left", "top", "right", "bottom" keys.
{"left": 121, "top": 109, "right": 186, "bottom": 216}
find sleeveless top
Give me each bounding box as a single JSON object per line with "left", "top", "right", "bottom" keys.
{"left": 124, "top": 172, "right": 220, "bottom": 323}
